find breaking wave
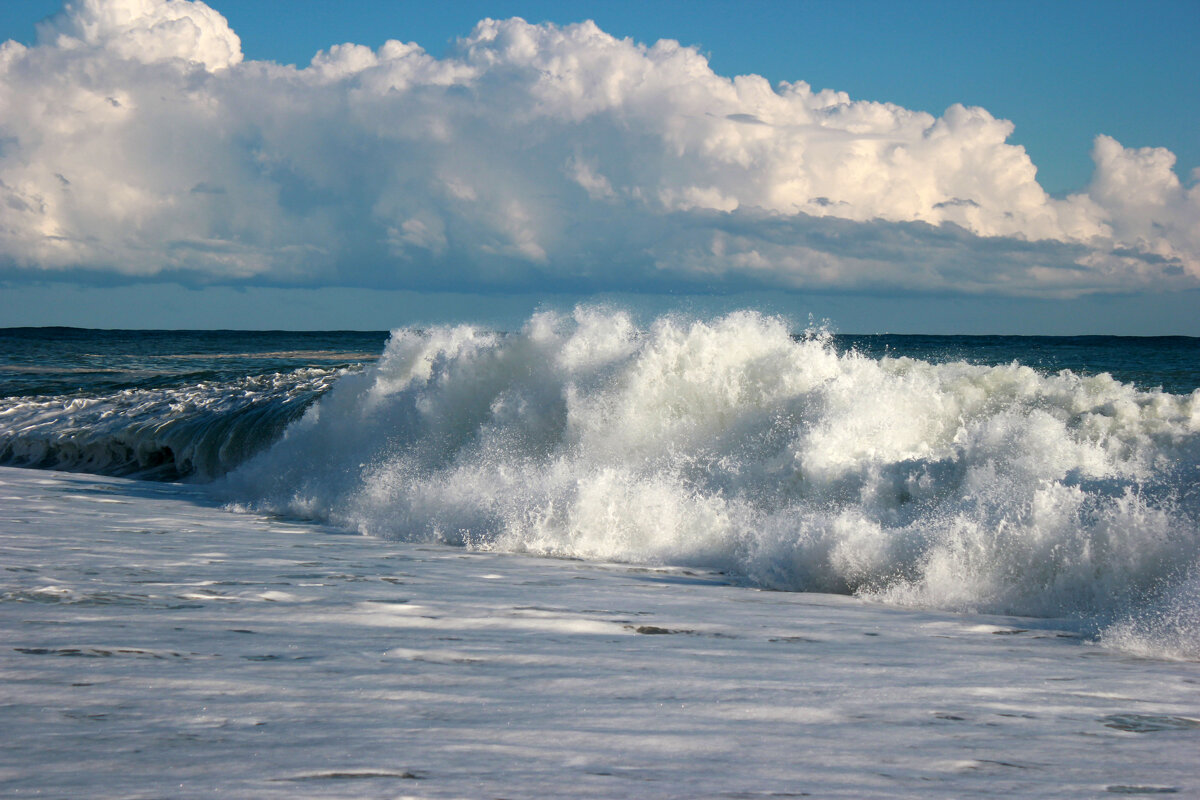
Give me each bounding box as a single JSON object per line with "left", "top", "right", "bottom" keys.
{"left": 222, "top": 308, "right": 1200, "bottom": 658}
{"left": 0, "top": 368, "right": 347, "bottom": 480}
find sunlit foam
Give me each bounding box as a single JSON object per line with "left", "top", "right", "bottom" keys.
{"left": 221, "top": 307, "right": 1200, "bottom": 658}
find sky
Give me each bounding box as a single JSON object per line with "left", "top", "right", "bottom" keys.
{"left": 0, "top": 0, "right": 1197, "bottom": 333}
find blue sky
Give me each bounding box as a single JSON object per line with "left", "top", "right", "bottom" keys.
{"left": 1, "top": 0, "right": 1197, "bottom": 332}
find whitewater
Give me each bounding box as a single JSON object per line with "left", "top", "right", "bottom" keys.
{"left": 2, "top": 309, "right": 1199, "bottom": 797}
{"left": 212, "top": 309, "right": 1200, "bottom": 658}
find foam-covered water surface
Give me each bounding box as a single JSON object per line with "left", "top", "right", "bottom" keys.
{"left": 2, "top": 465, "right": 1198, "bottom": 798}
{"left": 223, "top": 309, "right": 1200, "bottom": 658}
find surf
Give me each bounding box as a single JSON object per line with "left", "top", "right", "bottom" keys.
{"left": 219, "top": 308, "right": 1200, "bottom": 657}
{"left": 0, "top": 367, "right": 348, "bottom": 480}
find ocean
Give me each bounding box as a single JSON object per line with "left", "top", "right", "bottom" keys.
{"left": 2, "top": 308, "right": 1198, "bottom": 797}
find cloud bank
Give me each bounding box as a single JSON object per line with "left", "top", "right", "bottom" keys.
{"left": 1, "top": 0, "right": 1197, "bottom": 296}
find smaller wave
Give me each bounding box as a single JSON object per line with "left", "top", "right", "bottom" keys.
{"left": 0, "top": 367, "right": 349, "bottom": 480}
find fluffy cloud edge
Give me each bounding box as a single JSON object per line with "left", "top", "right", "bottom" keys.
{"left": 0, "top": 0, "right": 1195, "bottom": 297}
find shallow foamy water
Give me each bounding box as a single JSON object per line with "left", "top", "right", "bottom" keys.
{"left": 2, "top": 465, "right": 1198, "bottom": 798}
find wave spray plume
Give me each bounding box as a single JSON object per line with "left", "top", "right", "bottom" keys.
{"left": 225, "top": 308, "right": 1200, "bottom": 657}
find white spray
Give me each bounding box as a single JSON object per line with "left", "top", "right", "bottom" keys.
{"left": 225, "top": 308, "right": 1200, "bottom": 657}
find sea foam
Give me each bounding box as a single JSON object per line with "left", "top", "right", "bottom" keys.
{"left": 224, "top": 308, "right": 1200, "bottom": 655}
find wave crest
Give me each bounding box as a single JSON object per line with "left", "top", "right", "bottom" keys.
{"left": 224, "top": 308, "right": 1200, "bottom": 656}
{"left": 0, "top": 368, "right": 346, "bottom": 480}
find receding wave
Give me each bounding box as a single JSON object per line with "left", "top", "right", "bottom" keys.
{"left": 0, "top": 367, "right": 348, "bottom": 480}
{"left": 222, "top": 308, "right": 1200, "bottom": 659}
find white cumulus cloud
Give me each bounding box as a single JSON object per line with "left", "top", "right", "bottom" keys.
{"left": 36, "top": 0, "right": 242, "bottom": 70}
{"left": 0, "top": 0, "right": 1196, "bottom": 296}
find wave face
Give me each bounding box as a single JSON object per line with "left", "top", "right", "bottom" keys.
{"left": 0, "top": 368, "right": 347, "bottom": 480}
{"left": 224, "top": 309, "right": 1200, "bottom": 654}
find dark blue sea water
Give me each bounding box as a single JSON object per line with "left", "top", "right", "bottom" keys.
{"left": 837, "top": 334, "right": 1200, "bottom": 396}
{"left": 4, "top": 326, "right": 1196, "bottom": 400}
{"left": 0, "top": 327, "right": 389, "bottom": 398}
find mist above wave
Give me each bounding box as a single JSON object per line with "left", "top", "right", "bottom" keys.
{"left": 224, "top": 308, "right": 1200, "bottom": 656}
